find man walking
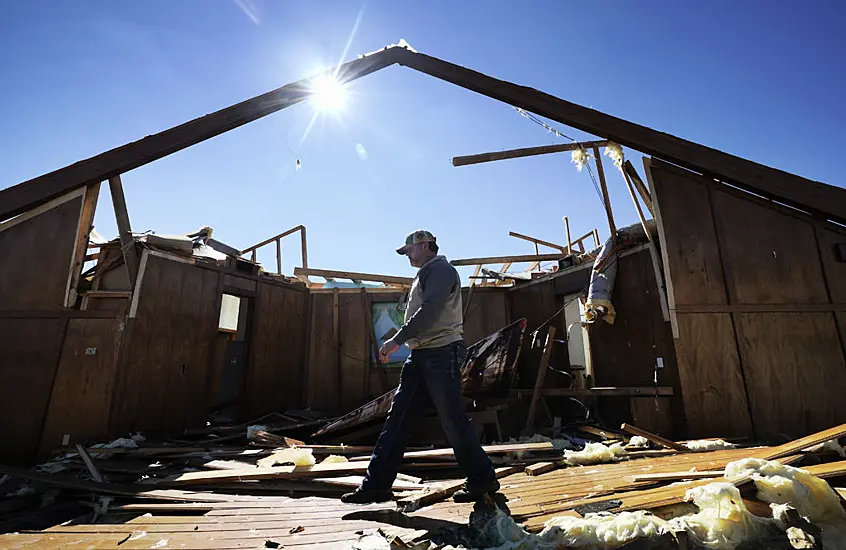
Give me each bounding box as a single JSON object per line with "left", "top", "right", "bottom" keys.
{"left": 341, "top": 230, "right": 500, "bottom": 504}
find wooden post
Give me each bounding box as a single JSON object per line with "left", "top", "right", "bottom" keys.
{"left": 592, "top": 146, "right": 616, "bottom": 238}
{"left": 65, "top": 183, "right": 101, "bottom": 306}
{"left": 563, "top": 216, "right": 572, "bottom": 255}
{"left": 621, "top": 166, "right": 652, "bottom": 243}
{"left": 593, "top": 228, "right": 600, "bottom": 248}
{"left": 300, "top": 226, "right": 309, "bottom": 269}
{"left": 107, "top": 175, "right": 139, "bottom": 287}
{"left": 623, "top": 160, "right": 655, "bottom": 217}
{"left": 275, "top": 238, "right": 282, "bottom": 274}
{"left": 524, "top": 326, "right": 556, "bottom": 435}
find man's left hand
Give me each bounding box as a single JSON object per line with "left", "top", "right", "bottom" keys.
{"left": 379, "top": 340, "right": 400, "bottom": 364}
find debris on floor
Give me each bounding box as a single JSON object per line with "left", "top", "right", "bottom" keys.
{"left": 1, "top": 417, "right": 845, "bottom": 548}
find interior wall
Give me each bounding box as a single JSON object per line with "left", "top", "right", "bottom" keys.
{"left": 649, "top": 157, "right": 846, "bottom": 440}
{"left": 304, "top": 287, "right": 512, "bottom": 414}
{"left": 588, "top": 247, "right": 684, "bottom": 437}
{"left": 38, "top": 318, "right": 124, "bottom": 456}
{"left": 109, "top": 253, "right": 221, "bottom": 436}
{"left": 243, "top": 280, "right": 308, "bottom": 419}
{"left": 0, "top": 190, "right": 86, "bottom": 464}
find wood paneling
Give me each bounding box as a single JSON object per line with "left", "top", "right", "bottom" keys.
{"left": 735, "top": 312, "right": 846, "bottom": 440}
{"left": 816, "top": 226, "right": 846, "bottom": 303}
{"left": 0, "top": 319, "right": 65, "bottom": 464}
{"left": 589, "top": 249, "right": 684, "bottom": 436}
{"left": 39, "top": 319, "right": 124, "bottom": 456}
{"left": 337, "top": 291, "right": 368, "bottom": 412}
{"left": 508, "top": 280, "right": 567, "bottom": 390}
{"left": 674, "top": 313, "right": 753, "bottom": 438}
{"left": 244, "top": 283, "right": 307, "bottom": 418}
{"left": 461, "top": 288, "right": 509, "bottom": 346}
{"left": 630, "top": 398, "right": 673, "bottom": 438}
{"left": 110, "top": 255, "right": 219, "bottom": 435}
{"left": 306, "top": 293, "right": 338, "bottom": 412}
{"left": 712, "top": 189, "right": 828, "bottom": 304}
{"left": 648, "top": 161, "right": 726, "bottom": 306}
{"left": 0, "top": 195, "right": 81, "bottom": 310}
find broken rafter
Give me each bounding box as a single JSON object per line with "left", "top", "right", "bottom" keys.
{"left": 451, "top": 253, "right": 564, "bottom": 267}
{"left": 508, "top": 231, "right": 567, "bottom": 253}
{"left": 452, "top": 140, "right": 609, "bottom": 167}
{"left": 294, "top": 267, "right": 413, "bottom": 287}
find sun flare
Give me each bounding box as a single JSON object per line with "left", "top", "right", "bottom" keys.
{"left": 310, "top": 74, "right": 347, "bottom": 113}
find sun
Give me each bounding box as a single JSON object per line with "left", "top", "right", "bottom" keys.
{"left": 310, "top": 74, "right": 347, "bottom": 113}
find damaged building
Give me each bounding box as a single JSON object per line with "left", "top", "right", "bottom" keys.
{"left": 1, "top": 43, "right": 846, "bottom": 548}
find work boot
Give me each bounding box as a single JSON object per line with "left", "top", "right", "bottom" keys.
{"left": 452, "top": 480, "right": 501, "bottom": 503}
{"left": 340, "top": 487, "right": 393, "bottom": 504}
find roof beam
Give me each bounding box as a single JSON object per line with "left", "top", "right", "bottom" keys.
{"left": 293, "top": 267, "right": 413, "bottom": 287}
{"left": 0, "top": 48, "right": 402, "bottom": 221}
{"left": 394, "top": 49, "right": 846, "bottom": 224}
{"left": 451, "top": 253, "right": 563, "bottom": 267}
{"left": 452, "top": 140, "right": 608, "bottom": 167}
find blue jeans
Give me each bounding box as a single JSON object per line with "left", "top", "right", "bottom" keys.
{"left": 361, "top": 342, "right": 497, "bottom": 492}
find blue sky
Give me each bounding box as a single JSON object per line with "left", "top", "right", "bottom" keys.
{"left": 2, "top": 1, "right": 844, "bottom": 279}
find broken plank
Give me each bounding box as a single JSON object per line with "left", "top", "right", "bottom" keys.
{"left": 294, "top": 267, "right": 412, "bottom": 286}
{"left": 524, "top": 462, "right": 557, "bottom": 476}
{"left": 398, "top": 465, "right": 522, "bottom": 512}
{"left": 755, "top": 423, "right": 846, "bottom": 460}
{"left": 347, "top": 441, "right": 554, "bottom": 462}
{"left": 451, "top": 253, "right": 563, "bottom": 267}
{"left": 75, "top": 443, "right": 104, "bottom": 483}
{"left": 621, "top": 423, "right": 691, "bottom": 452}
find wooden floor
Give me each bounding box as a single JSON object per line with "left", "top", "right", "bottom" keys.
{"left": 4, "top": 440, "right": 845, "bottom": 549}
{"left": 0, "top": 495, "right": 476, "bottom": 549}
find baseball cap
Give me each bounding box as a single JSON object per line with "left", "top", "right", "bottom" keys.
{"left": 396, "top": 230, "right": 436, "bottom": 255}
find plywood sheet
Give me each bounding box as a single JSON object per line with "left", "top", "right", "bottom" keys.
{"left": 816, "top": 225, "right": 846, "bottom": 303}
{"left": 246, "top": 283, "right": 308, "bottom": 418}
{"left": 306, "top": 292, "right": 339, "bottom": 411}
{"left": 337, "top": 291, "right": 368, "bottom": 412}
{"left": 508, "top": 279, "right": 567, "bottom": 389}
{"left": 0, "top": 318, "right": 65, "bottom": 464}
{"left": 39, "top": 318, "right": 124, "bottom": 456}
{"left": 674, "top": 313, "right": 753, "bottom": 438}
{"left": 736, "top": 312, "right": 846, "bottom": 440}
{"left": 110, "top": 256, "right": 219, "bottom": 435}
{"left": 712, "top": 188, "right": 828, "bottom": 304}
{"left": 649, "top": 160, "right": 726, "bottom": 306}
{"left": 630, "top": 397, "right": 673, "bottom": 438}
{"left": 0, "top": 195, "right": 81, "bottom": 309}
{"left": 589, "top": 249, "right": 684, "bottom": 435}
{"left": 462, "top": 288, "right": 509, "bottom": 346}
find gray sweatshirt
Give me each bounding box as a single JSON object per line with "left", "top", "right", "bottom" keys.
{"left": 392, "top": 255, "right": 463, "bottom": 350}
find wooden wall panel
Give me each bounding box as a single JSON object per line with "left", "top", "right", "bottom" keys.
{"left": 589, "top": 249, "right": 684, "bottom": 436}
{"left": 462, "top": 288, "right": 509, "bottom": 346}
{"left": 337, "top": 292, "right": 369, "bottom": 412}
{"left": 712, "top": 189, "right": 828, "bottom": 304}
{"left": 0, "top": 319, "right": 65, "bottom": 464}
{"left": 630, "top": 397, "right": 673, "bottom": 438}
{"left": 0, "top": 195, "right": 81, "bottom": 309}
{"left": 735, "top": 312, "right": 846, "bottom": 440}
{"left": 508, "top": 280, "right": 567, "bottom": 390}
{"left": 816, "top": 226, "right": 846, "bottom": 303}
{"left": 245, "top": 282, "right": 308, "bottom": 418}
{"left": 649, "top": 161, "right": 726, "bottom": 306}
{"left": 38, "top": 318, "right": 124, "bottom": 455}
{"left": 110, "top": 255, "right": 219, "bottom": 435}
{"left": 674, "top": 313, "right": 753, "bottom": 438}
{"left": 306, "top": 292, "right": 338, "bottom": 412}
